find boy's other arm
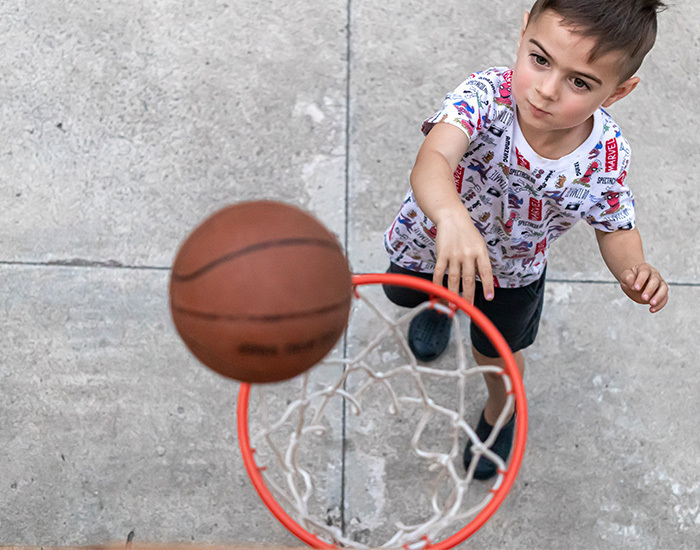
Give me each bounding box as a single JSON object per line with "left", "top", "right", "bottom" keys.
{"left": 410, "top": 123, "right": 494, "bottom": 303}
{"left": 595, "top": 227, "right": 669, "bottom": 313}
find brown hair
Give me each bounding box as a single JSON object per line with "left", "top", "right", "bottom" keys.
{"left": 528, "top": 0, "right": 667, "bottom": 80}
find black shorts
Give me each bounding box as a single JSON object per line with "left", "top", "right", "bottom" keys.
{"left": 383, "top": 262, "right": 546, "bottom": 358}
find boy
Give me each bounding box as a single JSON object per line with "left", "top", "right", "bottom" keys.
{"left": 383, "top": 0, "right": 669, "bottom": 480}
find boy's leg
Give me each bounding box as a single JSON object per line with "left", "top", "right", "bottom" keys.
{"left": 381, "top": 263, "right": 434, "bottom": 308}
{"left": 464, "top": 270, "right": 546, "bottom": 479}
{"left": 474, "top": 347, "right": 524, "bottom": 424}
{"left": 465, "top": 344, "right": 526, "bottom": 481}
{"left": 382, "top": 263, "right": 453, "bottom": 361}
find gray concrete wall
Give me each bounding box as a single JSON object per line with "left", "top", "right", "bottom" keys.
{"left": 0, "top": 0, "right": 698, "bottom": 548}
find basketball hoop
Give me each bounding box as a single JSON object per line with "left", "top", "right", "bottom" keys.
{"left": 237, "top": 273, "right": 527, "bottom": 549}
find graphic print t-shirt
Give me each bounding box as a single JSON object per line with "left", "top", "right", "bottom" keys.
{"left": 384, "top": 67, "right": 636, "bottom": 288}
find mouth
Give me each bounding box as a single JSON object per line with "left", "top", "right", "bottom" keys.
{"left": 529, "top": 101, "right": 549, "bottom": 117}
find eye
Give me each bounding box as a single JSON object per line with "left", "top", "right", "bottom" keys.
{"left": 530, "top": 53, "right": 548, "bottom": 66}
{"left": 572, "top": 77, "right": 591, "bottom": 91}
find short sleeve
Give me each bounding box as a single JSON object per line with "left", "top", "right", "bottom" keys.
{"left": 421, "top": 67, "right": 505, "bottom": 142}
{"left": 585, "top": 137, "right": 636, "bottom": 232}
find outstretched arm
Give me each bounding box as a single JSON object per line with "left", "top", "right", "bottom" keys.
{"left": 410, "top": 123, "right": 494, "bottom": 303}
{"left": 595, "top": 227, "right": 669, "bottom": 313}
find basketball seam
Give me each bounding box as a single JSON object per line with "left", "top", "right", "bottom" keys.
{"left": 171, "top": 237, "right": 343, "bottom": 282}
{"left": 171, "top": 295, "right": 351, "bottom": 322}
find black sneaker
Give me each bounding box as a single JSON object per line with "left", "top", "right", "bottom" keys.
{"left": 463, "top": 410, "right": 516, "bottom": 480}
{"left": 407, "top": 307, "right": 452, "bottom": 362}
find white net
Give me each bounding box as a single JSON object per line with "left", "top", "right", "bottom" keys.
{"left": 241, "top": 281, "right": 522, "bottom": 549}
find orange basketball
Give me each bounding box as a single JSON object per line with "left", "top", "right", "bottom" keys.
{"left": 169, "top": 201, "right": 352, "bottom": 383}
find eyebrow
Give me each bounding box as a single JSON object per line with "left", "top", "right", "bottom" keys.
{"left": 529, "top": 39, "right": 603, "bottom": 86}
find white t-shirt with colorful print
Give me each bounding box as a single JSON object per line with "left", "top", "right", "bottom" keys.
{"left": 384, "top": 67, "right": 636, "bottom": 288}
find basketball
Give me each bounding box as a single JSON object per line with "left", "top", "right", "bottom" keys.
{"left": 169, "top": 201, "right": 353, "bottom": 384}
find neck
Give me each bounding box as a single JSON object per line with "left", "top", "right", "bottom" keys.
{"left": 517, "top": 111, "right": 595, "bottom": 160}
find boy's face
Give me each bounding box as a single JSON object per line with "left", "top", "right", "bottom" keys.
{"left": 511, "top": 10, "right": 639, "bottom": 141}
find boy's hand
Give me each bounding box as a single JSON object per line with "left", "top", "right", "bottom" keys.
{"left": 433, "top": 208, "right": 494, "bottom": 304}
{"left": 619, "top": 263, "right": 669, "bottom": 313}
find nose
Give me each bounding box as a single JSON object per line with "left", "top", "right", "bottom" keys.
{"left": 535, "top": 72, "right": 558, "bottom": 101}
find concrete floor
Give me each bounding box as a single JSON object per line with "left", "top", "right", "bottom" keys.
{"left": 1, "top": 0, "right": 698, "bottom": 548}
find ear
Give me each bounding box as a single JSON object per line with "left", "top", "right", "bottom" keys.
{"left": 519, "top": 12, "right": 530, "bottom": 46}
{"left": 602, "top": 76, "right": 640, "bottom": 108}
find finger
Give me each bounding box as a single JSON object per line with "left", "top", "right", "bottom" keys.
{"left": 640, "top": 275, "right": 660, "bottom": 303}
{"left": 619, "top": 268, "right": 636, "bottom": 289}
{"left": 461, "top": 263, "right": 476, "bottom": 304}
{"left": 433, "top": 260, "right": 447, "bottom": 288}
{"left": 649, "top": 281, "right": 669, "bottom": 311}
{"left": 447, "top": 264, "right": 462, "bottom": 296}
{"left": 477, "top": 255, "right": 494, "bottom": 300}
{"left": 650, "top": 292, "right": 668, "bottom": 313}
{"left": 632, "top": 266, "right": 651, "bottom": 291}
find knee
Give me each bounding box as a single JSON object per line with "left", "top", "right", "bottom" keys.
{"left": 382, "top": 282, "right": 428, "bottom": 308}
{"left": 482, "top": 369, "right": 504, "bottom": 385}
{"left": 472, "top": 345, "right": 501, "bottom": 366}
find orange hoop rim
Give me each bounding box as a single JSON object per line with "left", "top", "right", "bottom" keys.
{"left": 237, "top": 272, "right": 528, "bottom": 549}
